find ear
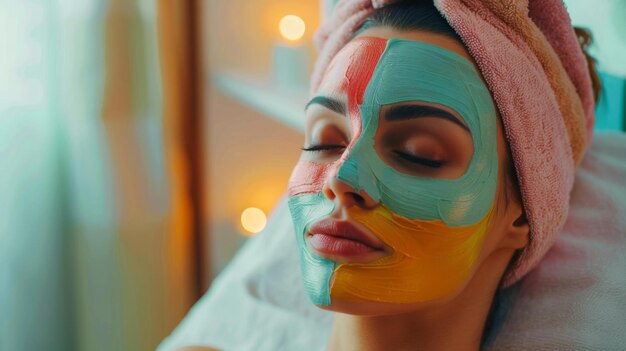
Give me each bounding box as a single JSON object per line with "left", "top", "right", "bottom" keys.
{"left": 501, "top": 208, "right": 529, "bottom": 250}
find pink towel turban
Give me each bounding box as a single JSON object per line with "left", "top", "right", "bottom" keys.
{"left": 310, "top": 0, "right": 596, "bottom": 286}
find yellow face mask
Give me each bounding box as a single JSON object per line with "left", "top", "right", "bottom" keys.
{"left": 332, "top": 204, "right": 494, "bottom": 303}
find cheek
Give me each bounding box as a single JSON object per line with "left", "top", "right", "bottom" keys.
{"left": 287, "top": 161, "right": 334, "bottom": 196}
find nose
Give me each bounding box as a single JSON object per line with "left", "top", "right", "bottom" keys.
{"left": 322, "top": 176, "right": 378, "bottom": 210}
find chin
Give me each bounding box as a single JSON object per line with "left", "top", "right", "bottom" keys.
{"left": 315, "top": 295, "right": 450, "bottom": 317}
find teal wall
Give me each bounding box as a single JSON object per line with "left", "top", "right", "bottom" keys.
{"left": 565, "top": 0, "right": 626, "bottom": 131}
{"left": 595, "top": 72, "right": 625, "bottom": 131}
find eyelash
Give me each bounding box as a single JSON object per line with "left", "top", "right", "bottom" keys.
{"left": 393, "top": 151, "right": 444, "bottom": 168}
{"left": 301, "top": 144, "right": 346, "bottom": 152}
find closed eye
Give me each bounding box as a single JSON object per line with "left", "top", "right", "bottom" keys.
{"left": 393, "top": 150, "right": 444, "bottom": 168}
{"left": 301, "top": 144, "right": 346, "bottom": 152}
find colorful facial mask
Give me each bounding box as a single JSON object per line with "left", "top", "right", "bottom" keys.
{"left": 288, "top": 37, "right": 499, "bottom": 305}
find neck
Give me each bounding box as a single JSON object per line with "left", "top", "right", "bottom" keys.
{"left": 327, "top": 302, "right": 486, "bottom": 351}
{"left": 326, "top": 250, "right": 511, "bottom": 351}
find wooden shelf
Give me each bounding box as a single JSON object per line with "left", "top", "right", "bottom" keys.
{"left": 211, "top": 72, "right": 308, "bottom": 132}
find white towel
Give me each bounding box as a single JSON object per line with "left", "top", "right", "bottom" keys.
{"left": 158, "top": 132, "right": 626, "bottom": 351}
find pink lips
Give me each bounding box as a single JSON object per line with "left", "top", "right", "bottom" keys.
{"left": 307, "top": 218, "right": 388, "bottom": 262}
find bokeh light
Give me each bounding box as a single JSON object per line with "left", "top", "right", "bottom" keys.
{"left": 279, "top": 15, "right": 305, "bottom": 41}
{"left": 240, "top": 207, "right": 267, "bottom": 235}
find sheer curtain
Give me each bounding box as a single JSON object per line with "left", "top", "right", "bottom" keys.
{"left": 0, "top": 0, "right": 198, "bottom": 350}
{"left": 0, "top": 1, "right": 73, "bottom": 349}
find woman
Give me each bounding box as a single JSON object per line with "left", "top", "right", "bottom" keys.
{"left": 287, "top": 0, "right": 598, "bottom": 350}
{"left": 169, "top": 0, "right": 601, "bottom": 350}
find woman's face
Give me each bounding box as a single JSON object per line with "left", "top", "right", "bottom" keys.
{"left": 288, "top": 28, "right": 517, "bottom": 315}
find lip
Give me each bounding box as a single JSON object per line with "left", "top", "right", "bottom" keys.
{"left": 306, "top": 218, "right": 389, "bottom": 262}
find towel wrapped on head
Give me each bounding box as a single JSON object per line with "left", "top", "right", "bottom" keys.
{"left": 311, "top": 0, "right": 597, "bottom": 285}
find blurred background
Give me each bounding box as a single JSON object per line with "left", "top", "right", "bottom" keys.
{"left": 0, "top": 1, "right": 623, "bottom": 350}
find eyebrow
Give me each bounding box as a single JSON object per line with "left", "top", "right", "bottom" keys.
{"left": 305, "top": 96, "right": 346, "bottom": 115}
{"left": 384, "top": 104, "right": 469, "bottom": 131}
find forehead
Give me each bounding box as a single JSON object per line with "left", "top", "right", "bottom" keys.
{"left": 315, "top": 36, "right": 488, "bottom": 129}
{"left": 316, "top": 37, "right": 388, "bottom": 110}
{"left": 316, "top": 34, "right": 482, "bottom": 98}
